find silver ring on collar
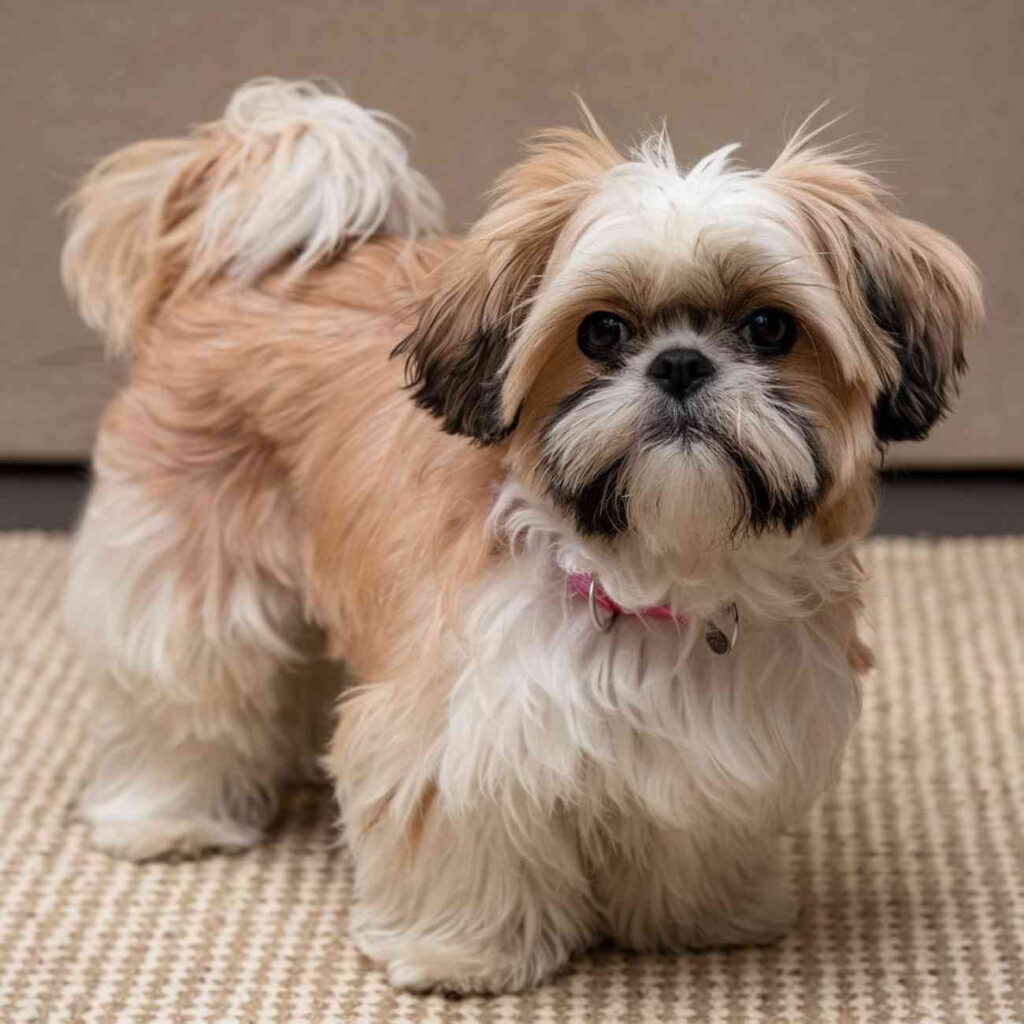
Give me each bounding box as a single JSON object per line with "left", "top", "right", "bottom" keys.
{"left": 588, "top": 576, "right": 617, "bottom": 633}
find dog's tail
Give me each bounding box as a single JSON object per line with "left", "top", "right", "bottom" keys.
{"left": 61, "top": 78, "right": 444, "bottom": 354}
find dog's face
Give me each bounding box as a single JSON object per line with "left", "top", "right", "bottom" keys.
{"left": 399, "top": 122, "right": 981, "bottom": 556}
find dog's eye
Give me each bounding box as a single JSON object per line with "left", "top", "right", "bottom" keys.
{"left": 740, "top": 309, "right": 797, "bottom": 355}
{"left": 577, "top": 312, "right": 632, "bottom": 362}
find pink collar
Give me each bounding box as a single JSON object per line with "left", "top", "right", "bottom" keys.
{"left": 567, "top": 570, "right": 739, "bottom": 654}
{"left": 567, "top": 571, "right": 688, "bottom": 628}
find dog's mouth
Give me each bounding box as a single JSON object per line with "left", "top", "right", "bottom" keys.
{"left": 636, "top": 386, "right": 719, "bottom": 447}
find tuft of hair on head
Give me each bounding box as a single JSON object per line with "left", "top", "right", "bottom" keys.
{"left": 764, "top": 112, "right": 983, "bottom": 443}
{"left": 395, "top": 104, "right": 623, "bottom": 445}
{"left": 61, "top": 78, "right": 444, "bottom": 354}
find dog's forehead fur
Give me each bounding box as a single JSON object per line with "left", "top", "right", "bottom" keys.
{"left": 572, "top": 145, "right": 791, "bottom": 260}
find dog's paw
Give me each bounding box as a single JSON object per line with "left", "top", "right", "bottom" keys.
{"left": 387, "top": 959, "right": 507, "bottom": 996}
{"left": 84, "top": 813, "right": 263, "bottom": 862}
{"left": 688, "top": 885, "right": 799, "bottom": 949}
{"left": 384, "top": 955, "right": 562, "bottom": 996}
{"left": 356, "top": 927, "right": 569, "bottom": 995}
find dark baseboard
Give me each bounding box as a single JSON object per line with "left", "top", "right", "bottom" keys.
{"left": 873, "top": 469, "right": 1022, "bottom": 537}
{"left": 0, "top": 462, "right": 92, "bottom": 531}
{"left": 0, "top": 463, "right": 1020, "bottom": 535}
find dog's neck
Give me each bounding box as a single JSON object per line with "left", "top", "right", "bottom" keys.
{"left": 491, "top": 479, "right": 864, "bottom": 624}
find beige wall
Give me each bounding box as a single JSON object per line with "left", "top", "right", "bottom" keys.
{"left": 3, "top": 0, "right": 1020, "bottom": 465}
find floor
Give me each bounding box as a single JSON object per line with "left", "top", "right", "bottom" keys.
{"left": 0, "top": 464, "right": 1021, "bottom": 534}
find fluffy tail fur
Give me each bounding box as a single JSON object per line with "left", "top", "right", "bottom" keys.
{"left": 61, "top": 78, "right": 444, "bottom": 353}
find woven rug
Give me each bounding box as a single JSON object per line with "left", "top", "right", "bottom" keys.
{"left": 0, "top": 533, "right": 1021, "bottom": 1024}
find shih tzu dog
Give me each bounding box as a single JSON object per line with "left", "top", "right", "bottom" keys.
{"left": 62, "top": 79, "right": 981, "bottom": 993}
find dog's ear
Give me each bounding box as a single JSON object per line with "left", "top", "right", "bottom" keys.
{"left": 767, "top": 142, "right": 983, "bottom": 444}
{"left": 394, "top": 125, "right": 621, "bottom": 444}
{"left": 857, "top": 216, "right": 981, "bottom": 442}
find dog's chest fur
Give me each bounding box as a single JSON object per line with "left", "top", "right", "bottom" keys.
{"left": 435, "top": 520, "right": 862, "bottom": 840}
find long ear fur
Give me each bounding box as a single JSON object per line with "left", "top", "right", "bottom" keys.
{"left": 395, "top": 123, "right": 622, "bottom": 444}
{"left": 858, "top": 216, "right": 981, "bottom": 441}
{"left": 766, "top": 138, "right": 983, "bottom": 443}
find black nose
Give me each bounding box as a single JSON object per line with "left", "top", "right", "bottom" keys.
{"left": 647, "top": 348, "right": 715, "bottom": 401}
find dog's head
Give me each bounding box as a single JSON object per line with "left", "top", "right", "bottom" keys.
{"left": 397, "top": 118, "right": 982, "bottom": 555}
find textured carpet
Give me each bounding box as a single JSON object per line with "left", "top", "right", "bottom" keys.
{"left": 0, "top": 533, "right": 1021, "bottom": 1024}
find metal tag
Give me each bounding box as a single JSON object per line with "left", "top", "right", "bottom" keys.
{"left": 705, "top": 603, "right": 740, "bottom": 655}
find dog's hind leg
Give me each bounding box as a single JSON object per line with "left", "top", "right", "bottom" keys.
{"left": 66, "top": 445, "right": 339, "bottom": 862}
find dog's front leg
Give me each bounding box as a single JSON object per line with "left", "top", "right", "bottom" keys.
{"left": 333, "top": 686, "right": 599, "bottom": 994}
{"left": 592, "top": 820, "right": 798, "bottom": 952}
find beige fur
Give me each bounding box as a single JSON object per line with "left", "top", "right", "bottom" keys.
{"left": 62, "top": 80, "right": 982, "bottom": 993}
